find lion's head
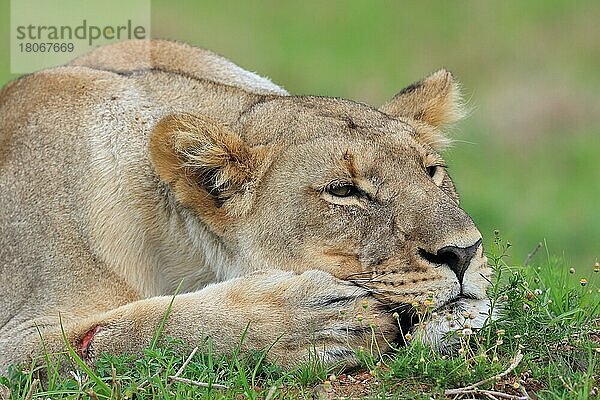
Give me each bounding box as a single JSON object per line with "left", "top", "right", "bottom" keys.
{"left": 150, "top": 69, "right": 491, "bottom": 348}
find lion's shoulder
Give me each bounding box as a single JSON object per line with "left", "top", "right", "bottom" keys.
{"left": 68, "top": 39, "right": 288, "bottom": 96}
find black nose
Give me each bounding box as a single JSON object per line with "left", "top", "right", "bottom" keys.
{"left": 419, "top": 239, "right": 482, "bottom": 283}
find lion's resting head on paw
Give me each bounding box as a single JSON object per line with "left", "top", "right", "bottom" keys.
{"left": 149, "top": 67, "right": 492, "bottom": 349}
{"left": 0, "top": 40, "right": 493, "bottom": 371}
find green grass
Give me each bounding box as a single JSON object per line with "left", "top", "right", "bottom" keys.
{"left": 2, "top": 239, "right": 598, "bottom": 399}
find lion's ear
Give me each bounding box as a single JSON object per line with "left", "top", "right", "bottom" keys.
{"left": 150, "top": 113, "right": 269, "bottom": 227}
{"left": 379, "top": 69, "right": 465, "bottom": 130}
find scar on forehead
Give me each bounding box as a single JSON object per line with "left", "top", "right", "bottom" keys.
{"left": 341, "top": 150, "right": 383, "bottom": 196}
{"left": 342, "top": 150, "right": 358, "bottom": 177}
{"left": 342, "top": 115, "right": 357, "bottom": 130}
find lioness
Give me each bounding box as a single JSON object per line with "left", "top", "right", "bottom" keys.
{"left": 0, "top": 40, "right": 491, "bottom": 372}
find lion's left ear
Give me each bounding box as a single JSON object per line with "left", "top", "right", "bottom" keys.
{"left": 379, "top": 69, "right": 465, "bottom": 142}
{"left": 150, "top": 113, "right": 270, "bottom": 229}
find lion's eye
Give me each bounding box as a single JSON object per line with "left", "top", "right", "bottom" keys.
{"left": 427, "top": 166, "right": 438, "bottom": 178}
{"left": 327, "top": 184, "right": 357, "bottom": 197}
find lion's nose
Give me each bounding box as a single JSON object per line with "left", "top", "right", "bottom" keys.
{"left": 419, "top": 239, "right": 482, "bottom": 283}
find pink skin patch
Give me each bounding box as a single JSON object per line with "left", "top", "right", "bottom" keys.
{"left": 79, "top": 325, "right": 102, "bottom": 358}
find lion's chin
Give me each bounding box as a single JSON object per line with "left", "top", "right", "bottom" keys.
{"left": 412, "top": 297, "right": 494, "bottom": 353}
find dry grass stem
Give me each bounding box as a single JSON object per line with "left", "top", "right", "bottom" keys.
{"left": 174, "top": 346, "right": 199, "bottom": 378}
{"left": 445, "top": 351, "right": 525, "bottom": 398}
{"left": 24, "top": 379, "right": 39, "bottom": 400}
{"left": 265, "top": 385, "right": 278, "bottom": 400}
{"left": 168, "top": 375, "right": 229, "bottom": 390}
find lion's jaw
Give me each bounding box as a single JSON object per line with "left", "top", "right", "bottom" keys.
{"left": 408, "top": 254, "right": 493, "bottom": 350}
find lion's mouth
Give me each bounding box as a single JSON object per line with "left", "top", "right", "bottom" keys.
{"left": 391, "top": 308, "right": 418, "bottom": 345}
{"left": 387, "top": 293, "right": 487, "bottom": 347}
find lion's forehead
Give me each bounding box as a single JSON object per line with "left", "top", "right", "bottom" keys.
{"left": 238, "top": 96, "right": 416, "bottom": 146}
{"left": 272, "top": 135, "right": 430, "bottom": 190}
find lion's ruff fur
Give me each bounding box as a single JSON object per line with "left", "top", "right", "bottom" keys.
{"left": 0, "top": 40, "right": 491, "bottom": 372}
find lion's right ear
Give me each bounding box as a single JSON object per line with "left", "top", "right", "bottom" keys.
{"left": 149, "top": 113, "right": 269, "bottom": 227}
{"left": 379, "top": 69, "right": 466, "bottom": 150}
{"left": 379, "top": 69, "right": 465, "bottom": 128}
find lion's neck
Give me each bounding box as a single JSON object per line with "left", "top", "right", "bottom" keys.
{"left": 88, "top": 182, "right": 240, "bottom": 298}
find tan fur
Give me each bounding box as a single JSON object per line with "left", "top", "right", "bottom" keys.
{"left": 0, "top": 40, "right": 491, "bottom": 373}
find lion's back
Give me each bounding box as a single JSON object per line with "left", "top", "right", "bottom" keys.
{"left": 0, "top": 66, "right": 149, "bottom": 328}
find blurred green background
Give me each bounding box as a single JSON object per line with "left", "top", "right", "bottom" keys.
{"left": 1, "top": 1, "right": 598, "bottom": 268}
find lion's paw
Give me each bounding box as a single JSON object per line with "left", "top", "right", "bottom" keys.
{"left": 225, "top": 270, "right": 397, "bottom": 367}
